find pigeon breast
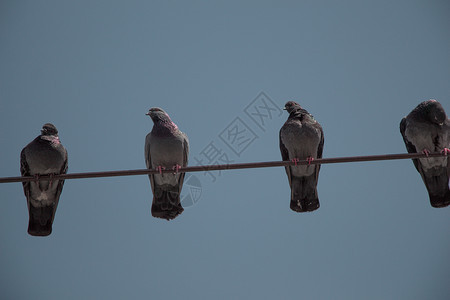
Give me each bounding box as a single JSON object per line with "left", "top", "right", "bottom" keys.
{"left": 148, "top": 133, "right": 186, "bottom": 186}
{"left": 280, "top": 118, "right": 322, "bottom": 177}
{"left": 404, "top": 117, "right": 450, "bottom": 170}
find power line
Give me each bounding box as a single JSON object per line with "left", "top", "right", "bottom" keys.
{"left": 0, "top": 152, "right": 446, "bottom": 184}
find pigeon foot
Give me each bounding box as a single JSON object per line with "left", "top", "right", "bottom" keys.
{"left": 156, "top": 166, "right": 165, "bottom": 174}
{"left": 172, "top": 164, "right": 182, "bottom": 174}
{"left": 422, "top": 149, "right": 431, "bottom": 157}
{"left": 48, "top": 173, "right": 55, "bottom": 187}
{"left": 441, "top": 148, "right": 450, "bottom": 156}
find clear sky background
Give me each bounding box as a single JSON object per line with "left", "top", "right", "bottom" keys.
{"left": 1, "top": 1, "right": 449, "bottom": 299}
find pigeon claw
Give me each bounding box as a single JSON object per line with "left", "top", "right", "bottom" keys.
{"left": 441, "top": 148, "right": 450, "bottom": 156}
{"left": 306, "top": 157, "right": 314, "bottom": 165}
{"left": 291, "top": 158, "right": 300, "bottom": 166}
{"left": 172, "top": 164, "right": 182, "bottom": 174}
{"left": 156, "top": 166, "right": 165, "bottom": 174}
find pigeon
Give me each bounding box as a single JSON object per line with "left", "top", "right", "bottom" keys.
{"left": 400, "top": 99, "right": 450, "bottom": 208}
{"left": 20, "top": 123, "right": 68, "bottom": 236}
{"left": 145, "top": 107, "right": 189, "bottom": 220}
{"left": 279, "top": 101, "right": 324, "bottom": 212}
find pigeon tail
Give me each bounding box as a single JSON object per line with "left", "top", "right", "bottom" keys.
{"left": 290, "top": 175, "right": 320, "bottom": 212}
{"left": 425, "top": 179, "right": 450, "bottom": 208}
{"left": 420, "top": 173, "right": 450, "bottom": 208}
{"left": 27, "top": 205, "right": 54, "bottom": 236}
{"left": 151, "top": 189, "right": 184, "bottom": 220}
{"left": 429, "top": 192, "right": 450, "bottom": 208}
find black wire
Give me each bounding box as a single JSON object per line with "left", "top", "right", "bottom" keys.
{"left": 0, "top": 152, "right": 446, "bottom": 184}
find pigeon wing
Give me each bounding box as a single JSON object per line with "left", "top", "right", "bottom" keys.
{"left": 46, "top": 146, "right": 68, "bottom": 226}
{"left": 279, "top": 127, "right": 292, "bottom": 187}
{"left": 54, "top": 148, "right": 68, "bottom": 205}
{"left": 176, "top": 132, "right": 189, "bottom": 193}
{"left": 400, "top": 117, "right": 420, "bottom": 172}
{"left": 144, "top": 133, "right": 156, "bottom": 195}
{"left": 315, "top": 123, "right": 324, "bottom": 182}
{"left": 20, "top": 147, "right": 31, "bottom": 198}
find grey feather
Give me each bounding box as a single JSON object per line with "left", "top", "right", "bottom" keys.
{"left": 279, "top": 101, "right": 324, "bottom": 212}
{"left": 20, "top": 123, "right": 68, "bottom": 236}
{"left": 145, "top": 108, "right": 189, "bottom": 220}
{"left": 400, "top": 100, "right": 450, "bottom": 208}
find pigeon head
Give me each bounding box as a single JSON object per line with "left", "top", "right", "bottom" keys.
{"left": 146, "top": 107, "right": 179, "bottom": 132}
{"left": 146, "top": 107, "right": 172, "bottom": 122}
{"left": 417, "top": 100, "right": 447, "bottom": 125}
{"left": 283, "top": 101, "right": 303, "bottom": 114}
{"left": 41, "top": 123, "right": 58, "bottom": 136}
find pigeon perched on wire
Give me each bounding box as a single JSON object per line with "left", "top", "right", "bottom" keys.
{"left": 279, "top": 101, "right": 324, "bottom": 212}
{"left": 20, "top": 123, "right": 68, "bottom": 236}
{"left": 400, "top": 99, "right": 450, "bottom": 208}
{"left": 145, "top": 108, "right": 189, "bottom": 220}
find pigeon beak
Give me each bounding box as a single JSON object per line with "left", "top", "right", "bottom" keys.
{"left": 145, "top": 112, "right": 150, "bottom": 116}
{"left": 282, "top": 107, "right": 287, "bottom": 110}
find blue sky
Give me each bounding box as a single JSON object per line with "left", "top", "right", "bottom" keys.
{"left": 1, "top": 1, "right": 449, "bottom": 299}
